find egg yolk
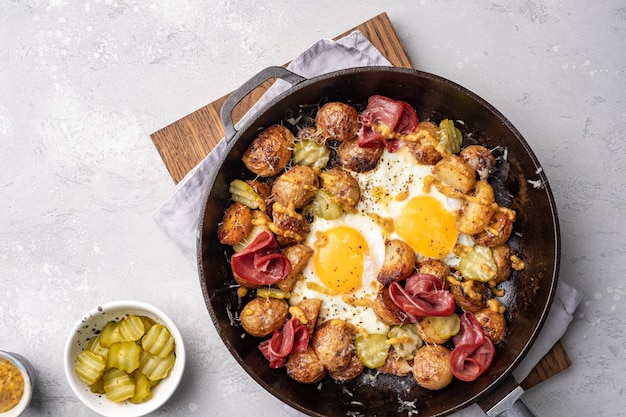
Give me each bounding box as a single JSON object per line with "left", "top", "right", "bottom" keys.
{"left": 395, "top": 195, "right": 458, "bottom": 258}
{"left": 313, "top": 226, "right": 368, "bottom": 294}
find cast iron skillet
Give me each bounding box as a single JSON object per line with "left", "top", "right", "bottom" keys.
{"left": 198, "top": 66, "right": 560, "bottom": 417}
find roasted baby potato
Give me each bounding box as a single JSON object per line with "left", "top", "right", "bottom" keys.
{"left": 328, "top": 352, "right": 364, "bottom": 381}
{"left": 373, "top": 286, "right": 412, "bottom": 325}
{"left": 293, "top": 298, "right": 322, "bottom": 335}
{"left": 319, "top": 167, "right": 360, "bottom": 212}
{"left": 449, "top": 279, "right": 490, "bottom": 313}
{"left": 473, "top": 207, "right": 516, "bottom": 247}
{"left": 474, "top": 303, "right": 507, "bottom": 344}
{"left": 377, "top": 239, "right": 416, "bottom": 285}
{"left": 433, "top": 154, "right": 476, "bottom": 194}
{"left": 242, "top": 124, "right": 294, "bottom": 177}
{"left": 315, "top": 102, "right": 360, "bottom": 142}
{"left": 286, "top": 346, "right": 327, "bottom": 384}
{"left": 417, "top": 259, "right": 450, "bottom": 282}
{"left": 377, "top": 348, "right": 413, "bottom": 377}
{"left": 457, "top": 180, "right": 496, "bottom": 235}
{"left": 491, "top": 244, "right": 513, "bottom": 284}
{"left": 272, "top": 166, "right": 319, "bottom": 209}
{"left": 312, "top": 319, "right": 357, "bottom": 372}
{"left": 412, "top": 345, "right": 454, "bottom": 390}
{"left": 407, "top": 121, "right": 443, "bottom": 165}
{"left": 240, "top": 297, "right": 289, "bottom": 338}
{"left": 217, "top": 202, "right": 253, "bottom": 246}
{"left": 337, "top": 138, "right": 384, "bottom": 172}
{"left": 276, "top": 244, "right": 314, "bottom": 293}
{"left": 271, "top": 203, "right": 310, "bottom": 246}
{"left": 460, "top": 144, "right": 496, "bottom": 180}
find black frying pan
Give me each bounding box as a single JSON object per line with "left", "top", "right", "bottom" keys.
{"left": 198, "top": 66, "right": 559, "bottom": 417}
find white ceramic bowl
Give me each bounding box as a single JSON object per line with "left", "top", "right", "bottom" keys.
{"left": 0, "top": 351, "right": 35, "bottom": 417}
{"left": 64, "top": 301, "right": 186, "bottom": 417}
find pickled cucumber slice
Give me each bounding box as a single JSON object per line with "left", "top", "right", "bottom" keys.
{"left": 99, "top": 320, "right": 123, "bottom": 347}
{"left": 89, "top": 378, "right": 105, "bottom": 394}
{"left": 139, "top": 350, "right": 176, "bottom": 381}
{"left": 256, "top": 287, "right": 291, "bottom": 299}
{"left": 75, "top": 350, "right": 106, "bottom": 385}
{"left": 85, "top": 334, "right": 109, "bottom": 358}
{"left": 103, "top": 368, "right": 135, "bottom": 403}
{"left": 459, "top": 245, "right": 497, "bottom": 282}
{"left": 142, "top": 324, "right": 175, "bottom": 358}
{"left": 387, "top": 324, "right": 422, "bottom": 360}
{"left": 229, "top": 179, "right": 262, "bottom": 209}
{"left": 118, "top": 314, "right": 146, "bottom": 342}
{"left": 130, "top": 372, "right": 152, "bottom": 404}
{"left": 108, "top": 341, "right": 141, "bottom": 373}
{"left": 422, "top": 314, "right": 461, "bottom": 339}
{"left": 354, "top": 333, "right": 390, "bottom": 369}
{"left": 306, "top": 189, "right": 342, "bottom": 220}
{"left": 292, "top": 139, "right": 330, "bottom": 169}
{"left": 439, "top": 119, "right": 463, "bottom": 154}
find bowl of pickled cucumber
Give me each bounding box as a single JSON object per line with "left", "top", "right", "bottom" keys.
{"left": 64, "top": 300, "right": 186, "bottom": 417}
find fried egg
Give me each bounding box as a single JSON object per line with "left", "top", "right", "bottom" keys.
{"left": 290, "top": 146, "right": 472, "bottom": 334}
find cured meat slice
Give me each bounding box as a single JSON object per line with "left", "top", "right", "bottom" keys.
{"left": 388, "top": 273, "right": 456, "bottom": 318}
{"left": 449, "top": 312, "right": 495, "bottom": 381}
{"left": 259, "top": 318, "right": 310, "bottom": 368}
{"left": 358, "top": 95, "right": 418, "bottom": 151}
{"left": 231, "top": 230, "right": 292, "bottom": 287}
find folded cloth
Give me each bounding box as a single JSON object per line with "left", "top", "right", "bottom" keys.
{"left": 153, "top": 31, "right": 582, "bottom": 417}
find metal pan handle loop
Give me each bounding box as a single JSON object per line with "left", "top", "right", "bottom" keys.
{"left": 220, "top": 66, "right": 305, "bottom": 143}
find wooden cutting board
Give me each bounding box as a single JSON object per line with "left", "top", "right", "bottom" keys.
{"left": 150, "top": 11, "right": 570, "bottom": 391}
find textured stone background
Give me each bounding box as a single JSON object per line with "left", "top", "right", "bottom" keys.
{"left": 1, "top": 1, "right": 624, "bottom": 416}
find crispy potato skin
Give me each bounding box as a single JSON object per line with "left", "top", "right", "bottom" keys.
{"left": 457, "top": 180, "right": 496, "bottom": 235}
{"left": 337, "top": 138, "right": 384, "bottom": 172}
{"left": 329, "top": 352, "right": 364, "bottom": 381}
{"left": 373, "top": 286, "right": 412, "bottom": 325}
{"left": 286, "top": 346, "right": 327, "bottom": 384}
{"left": 271, "top": 204, "right": 310, "bottom": 246}
{"left": 378, "top": 348, "right": 413, "bottom": 377}
{"left": 418, "top": 259, "right": 450, "bottom": 282}
{"left": 450, "top": 279, "right": 490, "bottom": 313}
{"left": 295, "top": 298, "right": 322, "bottom": 335}
{"left": 272, "top": 166, "right": 319, "bottom": 209}
{"left": 433, "top": 154, "right": 476, "bottom": 194}
{"left": 407, "top": 121, "right": 443, "bottom": 165}
{"left": 312, "top": 319, "right": 356, "bottom": 372}
{"left": 218, "top": 202, "right": 253, "bottom": 246}
{"left": 377, "top": 239, "right": 416, "bottom": 285}
{"left": 319, "top": 167, "right": 360, "bottom": 212}
{"left": 240, "top": 297, "right": 289, "bottom": 338}
{"left": 475, "top": 307, "right": 507, "bottom": 344}
{"left": 492, "top": 244, "right": 513, "bottom": 284}
{"left": 276, "top": 244, "right": 314, "bottom": 292}
{"left": 474, "top": 208, "right": 516, "bottom": 247}
{"left": 315, "top": 102, "right": 360, "bottom": 142}
{"left": 460, "top": 145, "right": 496, "bottom": 180}
{"left": 412, "top": 345, "right": 454, "bottom": 390}
{"left": 242, "top": 124, "right": 294, "bottom": 177}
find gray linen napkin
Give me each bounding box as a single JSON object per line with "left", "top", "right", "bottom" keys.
{"left": 153, "top": 31, "right": 582, "bottom": 417}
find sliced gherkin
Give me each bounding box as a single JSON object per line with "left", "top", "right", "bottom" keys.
{"left": 422, "top": 314, "right": 461, "bottom": 339}
{"left": 459, "top": 245, "right": 498, "bottom": 282}
{"left": 439, "top": 119, "right": 463, "bottom": 154}
{"left": 108, "top": 341, "right": 141, "bottom": 373}
{"left": 139, "top": 350, "right": 176, "bottom": 381}
{"left": 229, "top": 179, "right": 261, "bottom": 209}
{"left": 75, "top": 350, "right": 107, "bottom": 385}
{"left": 130, "top": 371, "right": 152, "bottom": 404}
{"left": 292, "top": 139, "right": 330, "bottom": 169}
{"left": 118, "top": 314, "right": 146, "bottom": 342}
{"left": 306, "top": 189, "right": 343, "bottom": 220}
{"left": 387, "top": 324, "right": 422, "bottom": 360}
{"left": 256, "top": 287, "right": 291, "bottom": 299}
{"left": 103, "top": 368, "right": 135, "bottom": 403}
{"left": 142, "top": 323, "right": 175, "bottom": 358}
{"left": 99, "top": 320, "right": 123, "bottom": 347}
{"left": 354, "top": 333, "right": 390, "bottom": 368}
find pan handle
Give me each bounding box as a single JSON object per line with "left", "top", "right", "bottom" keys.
{"left": 220, "top": 66, "right": 306, "bottom": 142}
{"left": 478, "top": 375, "right": 539, "bottom": 417}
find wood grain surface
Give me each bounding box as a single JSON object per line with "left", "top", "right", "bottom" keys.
{"left": 150, "top": 11, "right": 569, "bottom": 391}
